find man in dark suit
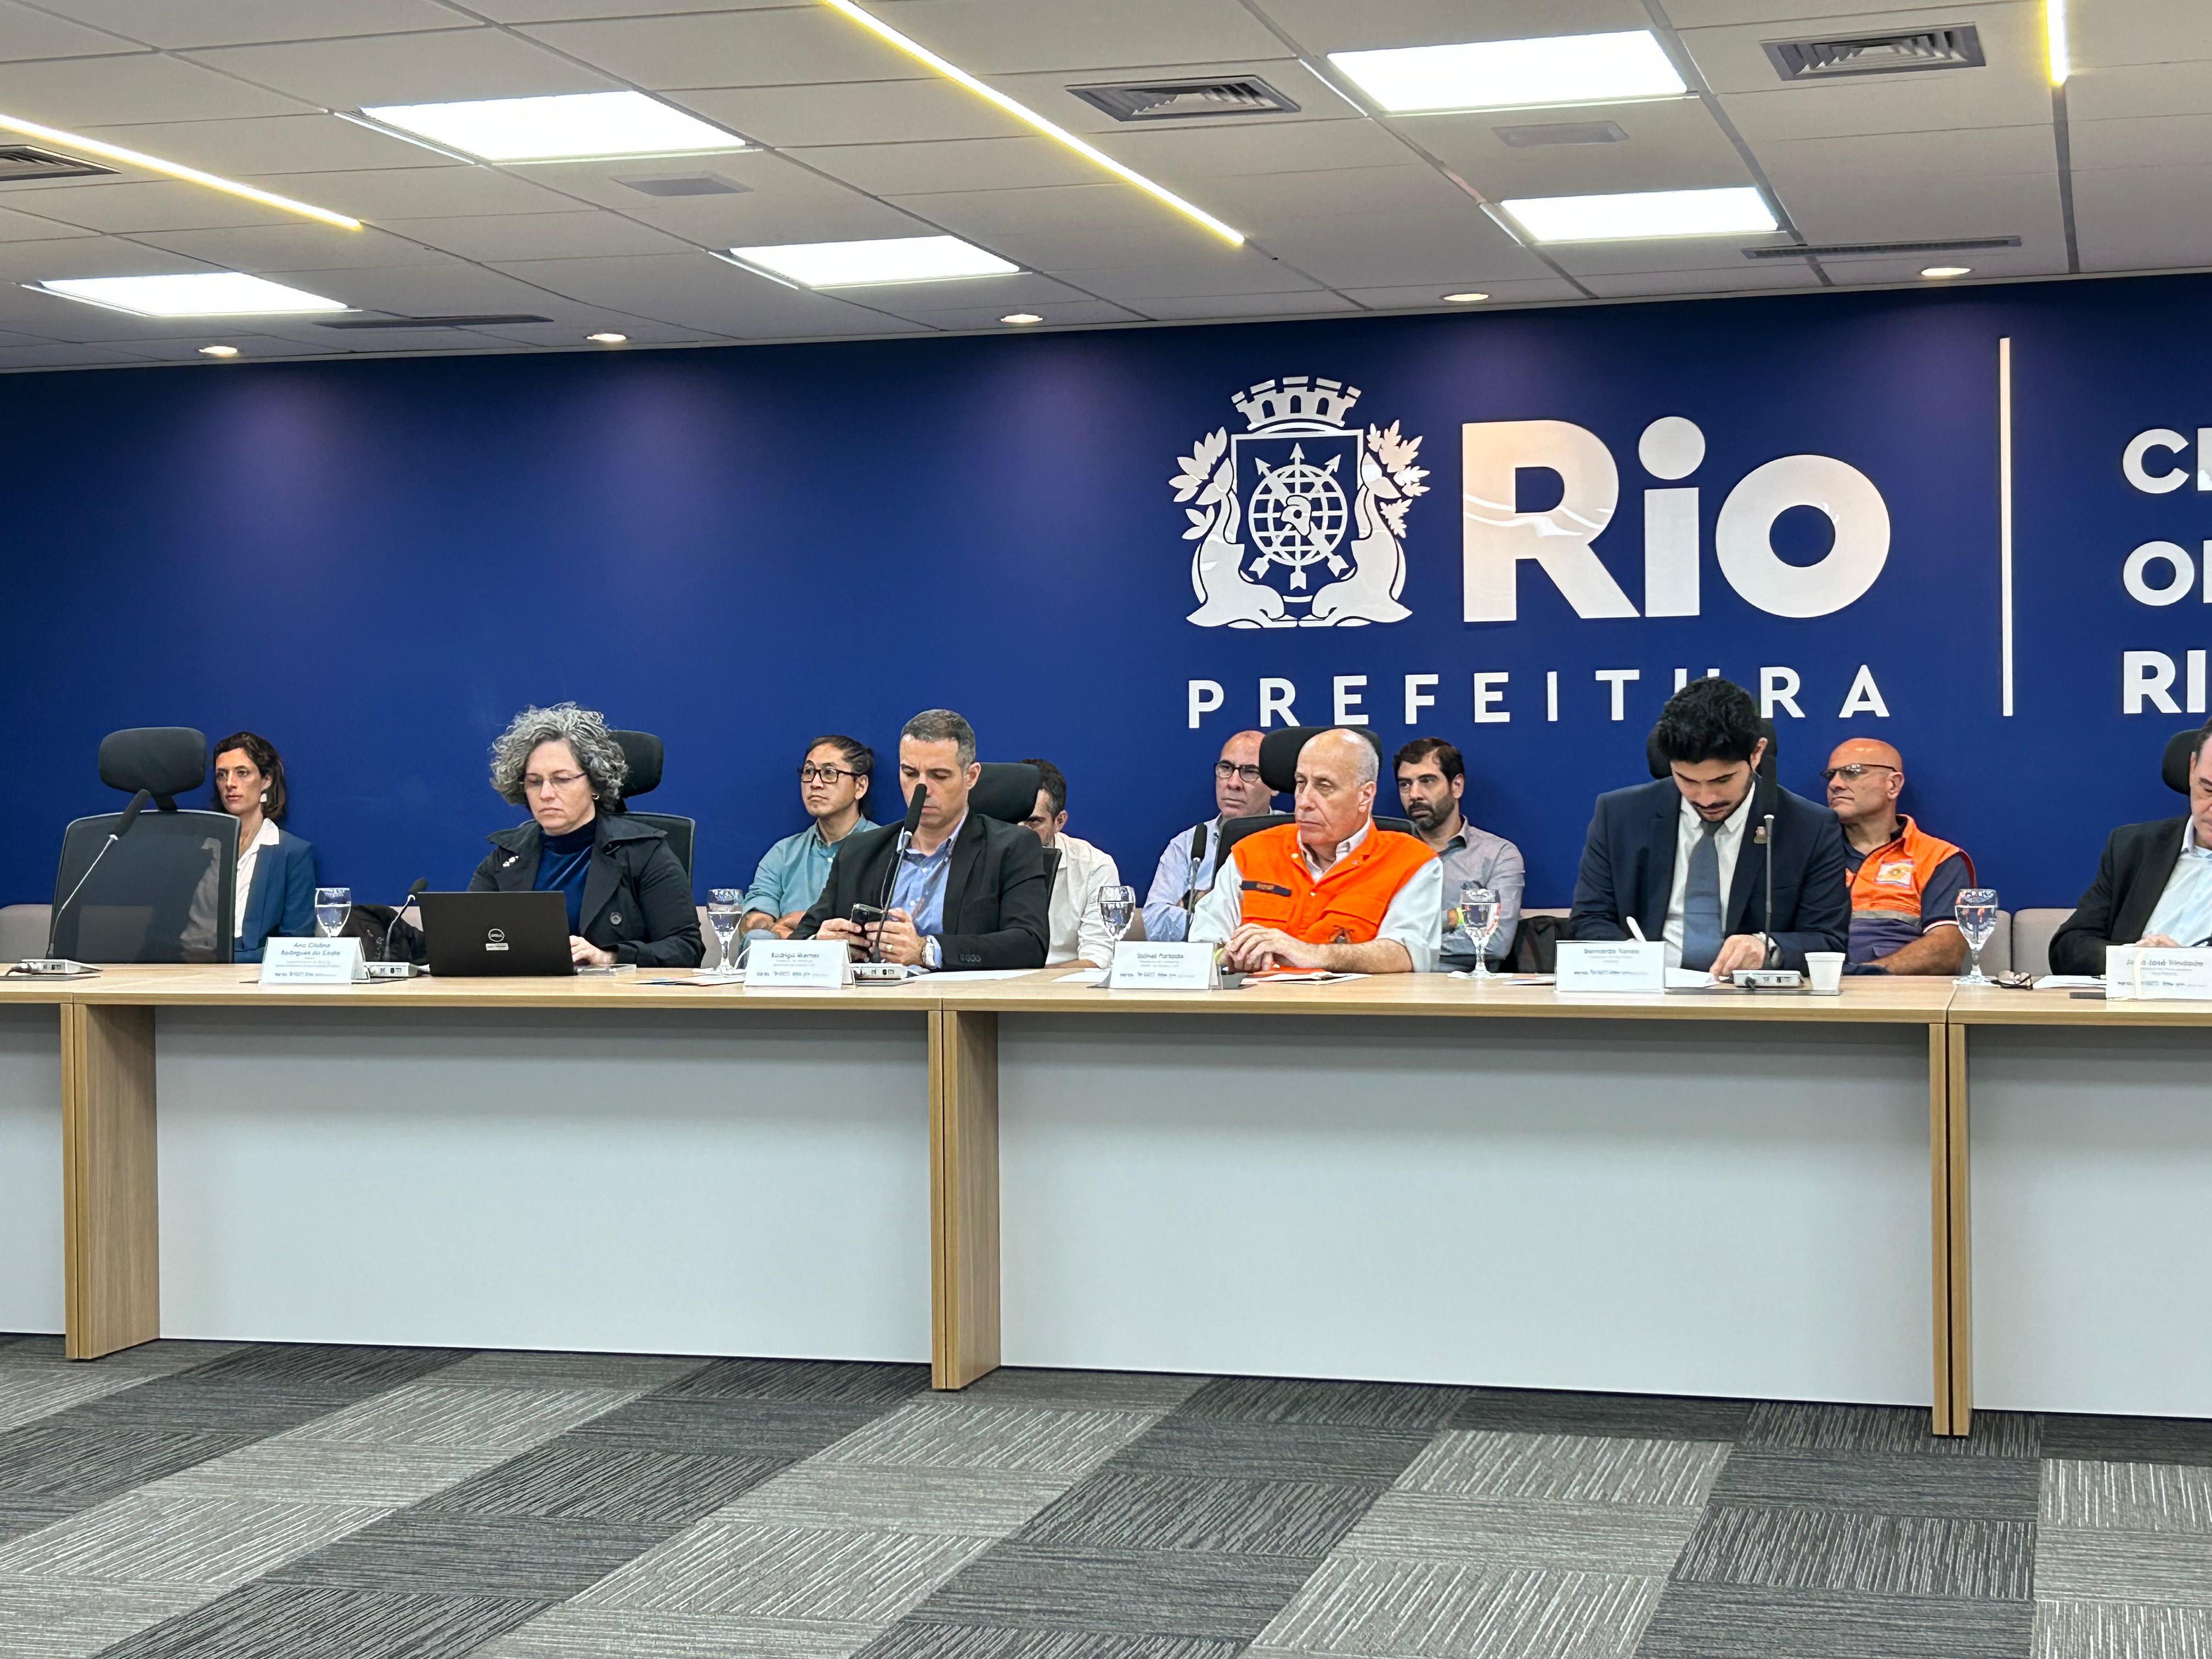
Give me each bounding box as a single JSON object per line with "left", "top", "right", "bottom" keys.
{"left": 798, "top": 708, "right": 1048, "bottom": 972}
{"left": 2050, "top": 724, "right": 2212, "bottom": 974}
{"left": 1569, "top": 676, "right": 1847, "bottom": 974}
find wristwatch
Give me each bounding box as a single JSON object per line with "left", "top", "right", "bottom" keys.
{"left": 924, "top": 936, "right": 941, "bottom": 970}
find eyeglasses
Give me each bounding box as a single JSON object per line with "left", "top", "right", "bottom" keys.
{"left": 1819, "top": 764, "right": 1899, "bottom": 782}
{"left": 798, "top": 764, "right": 861, "bottom": 785}
{"left": 522, "top": 771, "right": 589, "bottom": 793}
{"left": 1215, "top": 761, "right": 1264, "bottom": 783}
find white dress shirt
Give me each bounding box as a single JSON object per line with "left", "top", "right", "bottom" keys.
{"left": 1045, "top": 831, "right": 1121, "bottom": 966}
{"left": 233, "top": 816, "right": 280, "bottom": 937}
{"left": 1662, "top": 789, "right": 1755, "bottom": 969}
{"left": 2145, "top": 821, "right": 2212, "bottom": 946}
{"left": 1189, "top": 821, "right": 1443, "bottom": 972}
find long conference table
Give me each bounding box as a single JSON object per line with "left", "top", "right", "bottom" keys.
{"left": 1, "top": 966, "right": 2205, "bottom": 1438}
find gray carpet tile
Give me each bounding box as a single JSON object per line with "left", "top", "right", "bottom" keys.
{"left": 0, "top": 1579, "right": 214, "bottom": 1659}
{"left": 1633, "top": 1581, "right": 2038, "bottom": 1659}
{"left": 148, "top": 1440, "right": 506, "bottom": 1506}
{"left": 1398, "top": 1431, "right": 1729, "bottom": 1508}
{"left": 0, "top": 1490, "right": 391, "bottom": 1588}
{"left": 579, "top": 1519, "right": 991, "bottom": 1620}
{"left": 0, "top": 1500, "right": 74, "bottom": 1543}
{"left": 568, "top": 1395, "right": 889, "bottom": 1459}
{"left": 2042, "top": 1458, "right": 2212, "bottom": 1532}
{"left": 2034, "top": 1598, "right": 2212, "bottom": 1659}
{"left": 1251, "top": 1558, "right": 1662, "bottom": 1659}
{"left": 0, "top": 1339, "right": 241, "bottom": 1376}
{"left": 176, "top": 1343, "right": 467, "bottom": 1392}
{"left": 0, "top": 1367, "right": 172, "bottom": 1435}
{"left": 1105, "top": 1418, "right": 1436, "bottom": 1488}
{"left": 1673, "top": 1504, "right": 2035, "bottom": 1600}
{"left": 1709, "top": 1446, "right": 2042, "bottom": 1520}
{"left": 1742, "top": 1401, "right": 2041, "bottom": 1459}
{"left": 1341, "top": 1491, "right": 1702, "bottom": 1576}
{"left": 271, "top": 1382, "right": 637, "bottom": 1451}
{"left": 419, "top": 1443, "right": 788, "bottom": 1525}
{"left": 1018, "top": 1470, "right": 1379, "bottom": 1560}
{"left": 475, "top": 1604, "right": 884, "bottom": 1658}
{"left": 725, "top": 1463, "right": 1072, "bottom": 1537}
{"left": 902, "top": 1541, "right": 1317, "bottom": 1640}
{"left": 819, "top": 1402, "right": 1157, "bottom": 1478}
{"left": 953, "top": 1369, "right": 1214, "bottom": 1415}
{"left": 2035, "top": 1527, "right": 2212, "bottom": 1605}
{"left": 270, "top": 1511, "right": 673, "bottom": 1599}
{"left": 657, "top": 1357, "right": 933, "bottom": 1405}
{"left": 1175, "top": 1375, "right": 1467, "bottom": 1432}
{"left": 0, "top": 1423, "right": 259, "bottom": 1505}
{"left": 2044, "top": 1414, "right": 2212, "bottom": 1468}
{"left": 1451, "top": 1388, "right": 1751, "bottom": 1442}
{"left": 93, "top": 1581, "right": 552, "bottom": 1659}
{"left": 48, "top": 1381, "right": 367, "bottom": 1439}
{"left": 430, "top": 1351, "right": 715, "bottom": 1391}
{"left": 862, "top": 1625, "right": 1244, "bottom": 1659}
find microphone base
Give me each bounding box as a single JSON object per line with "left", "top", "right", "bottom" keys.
{"left": 1731, "top": 968, "right": 1804, "bottom": 990}
{"left": 12, "top": 959, "right": 100, "bottom": 978}
{"left": 364, "top": 962, "right": 420, "bottom": 980}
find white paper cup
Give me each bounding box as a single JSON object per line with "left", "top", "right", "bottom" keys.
{"left": 1805, "top": 951, "right": 1845, "bottom": 994}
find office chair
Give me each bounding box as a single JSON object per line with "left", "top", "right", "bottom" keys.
{"left": 2162, "top": 726, "right": 2209, "bottom": 793}
{"left": 50, "top": 727, "right": 239, "bottom": 963}
{"left": 608, "top": 729, "right": 695, "bottom": 878}
{"left": 1216, "top": 725, "right": 1418, "bottom": 863}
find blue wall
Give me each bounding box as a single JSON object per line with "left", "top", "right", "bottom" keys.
{"left": 5, "top": 273, "right": 2209, "bottom": 912}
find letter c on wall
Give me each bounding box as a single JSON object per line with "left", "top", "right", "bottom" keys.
{"left": 1714, "top": 455, "right": 1891, "bottom": 619}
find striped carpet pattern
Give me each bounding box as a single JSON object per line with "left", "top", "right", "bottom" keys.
{"left": 2, "top": 1336, "right": 2210, "bottom": 1656}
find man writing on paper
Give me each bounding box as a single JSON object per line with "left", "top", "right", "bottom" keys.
{"left": 2050, "top": 720, "right": 2212, "bottom": 973}
{"left": 1823, "top": 737, "right": 1972, "bottom": 975}
{"left": 1142, "top": 729, "right": 1276, "bottom": 943}
{"left": 1568, "top": 677, "right": 1847, "bottom": 975}
{"left": 1190, "top": 727, "right": 1440, "bottom": 974}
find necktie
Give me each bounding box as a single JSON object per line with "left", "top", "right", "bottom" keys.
{"left": 1681, "top": 819, "right": 1724, "bottom": 971}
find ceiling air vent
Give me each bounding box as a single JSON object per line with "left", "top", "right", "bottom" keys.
{"left": 1495, "top": 121, "right": 1628, "bottom": 148}
{"left": 0, "top": 145, "right": 116, "bottom": 183}
{"left": 1765, "top": 25, "right": 1984, "bottom": 80}
{"left": 1067, "top": 76, "right": 1300, "bottom": 122}
{"left": 315, "top": 314, "right": 553, "bottom": 330}
{"left": 1743, "top": 235, "right": 2020, "bottom": 261}
{"left": 615, "top": 174, "right": 749, "bottom": 198}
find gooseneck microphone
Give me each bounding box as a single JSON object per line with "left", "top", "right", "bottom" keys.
{"left": 871, "top": 785, "right": 927, "bottom": 962}
{"left": 1182, "top": 823, "right": 1210, "bottom": 918}
{"left": 36, "top": 788, "right": 153, "bottom": 965}
{"left": 1759, "top": 812, "right": 1779, "bottom": 969}
{"left": 383, "top": 877, "right": 428, "bottom": 962}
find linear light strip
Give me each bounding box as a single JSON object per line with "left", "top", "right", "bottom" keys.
{"left": 1999, "top": 336, "right": 2014, "bottom": 718}
{"left": 2046, "top": 0, "right": 2069, "bottom": 86}
{"left": 0, "top": 111, "right": 361, "bottom": 230}
{"left": 810, "top": 0, "right": 1244, "bottom": 246}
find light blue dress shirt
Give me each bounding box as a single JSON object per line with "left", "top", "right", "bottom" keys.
{"left": 890, "top": 813, "right": 963, "bottom": 939}
{"left": 1143, "top": 816, "right": 1228, "bottom": 944}
{"left": 2145, "top": 823, "right": 2212, "bottom": 946}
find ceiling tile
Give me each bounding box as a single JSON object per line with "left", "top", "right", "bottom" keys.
{"left": 2073, "top": 161, "right": 2212, "bottom": 271}
{"left": 1658, "top": 0, "right": 1980, "bottom": 21}
{"left": 0, "top": 0, "right": 142, "bottom": 59}
{"left": 1401, "top": 96, "right": 1752, "bottom": 198}
{"left": 514, "top": 153, "right": 922, "bottom": 244}
{"left": 1541, "top": 232, "right": 1801, "bottom": 276}
{"left": 1194, "top": 164, "right": 1476, "bottom": 227}
{"left": 2068, "top": 61, "right": 2212, "bottom": 122}
{"left": 1249, "top": 206, "right": 1556, "bottom": 288}
{"left": 0, "top": 177, "right": 307, "bottom": 233}
{"left": 1773, "top": 166, "right": 2064, "bottom": 245}
{"left": 881, "top": 298, "right": 1146, "bottom": 329}
{"left": 0, "top": 341, "right": 159, "bottom": 368}
{"left": 788, "top": 136, "right": 1101, "bottom": 195}
{"left": 463, "top": 0, "right": 790, "bottom": 18}
{"left": 1576, "top": 262, "right": 1826, "bottom": 296}
{"left": 0, "top": 203, "right": 102, "bottom": 243}
{"left": 0, "top": 231, "right": 224, "bottom": 285}
{"left": 1818, "top": 246, "right": 2069, "bottom": 284}
{"left": 1335, "top": 277, "right": 1587, "bottom": 307}
{"left": 254, "top": 259, "right": 606, "bottom": 317}
{"left": 0, "top": 52, "right": 315, "bottom": 123}
{"left": 517, "top": 10, "right": 926, "bottom": 91}
{"left": 462, "top": 319, "right": 731, "bottom": 347}
{"left": 1758, "top": 121, "right": 2055, "bottom": 184}
{"left": 985, "top": 59, "right": 1362, "bottom": 137}
{"left": 120, "top": 222, "right": 465, "bottom": 271}
{"left": 1048, "top": 257, "right": 1332, "bottom": 301}
{"left": 32, "top": 1, "right": 464, "bottom": 49}
{"left": 1717, "top": 74, "right": 2052, "bottom": 143}
{"left": 874, "top": 0, "right": 1286, "bottom": 76}
{"left": 74, "top": 113, "right": 466, "bottom": 176}
{"left": 237, "top": 165, "right": 588, "bottom": 221}
{"left": 1254, "top": 0, "right": 1651, "bottom": 55}
{"left": 180, "top": 29, "right": 612, "bottom": 109}
{"left": 1129, "top": 290, "right": 1363, "bottom": 319}
{"left": 667, "top": 78, "right": 1028, "bottom": 146}
{"left": 488, "top": 250, "right": 934, "bottom": 336}
{"left": 2070, "top": 113, "right": 2212, "bottom": 171}
{"left": 378, "top": 208, "right": 695, "bottom": 262}
{"left": 883, "top": 180, "right": 1248, "bottom": 267}
{"left": 1093, "top": 116, "right": 1409, "bottom": 182}
{"left": 2075, "top": 0, "right": 2212, "bottom": 69}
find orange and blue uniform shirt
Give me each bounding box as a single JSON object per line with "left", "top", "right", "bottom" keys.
{"left": 1842, "top": 816, "right": 1973, "bottom": 966}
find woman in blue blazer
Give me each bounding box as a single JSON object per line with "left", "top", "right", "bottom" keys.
{"left": 212, "top": 731, "right": 315, "bottom": 963}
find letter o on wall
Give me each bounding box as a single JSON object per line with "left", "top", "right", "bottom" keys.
{"left": 1714, "top": 455, "right": 1891, "bottom": 618}
{"left": 2124, "top": 540, "right": 2196, "bottom": 606}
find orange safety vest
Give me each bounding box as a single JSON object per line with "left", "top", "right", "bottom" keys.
{"left": 1229, "top": 821, "right": 1436, "bottom": 944}
{"left": 1847, "top": 815, "right": 1973, "bottom": 963}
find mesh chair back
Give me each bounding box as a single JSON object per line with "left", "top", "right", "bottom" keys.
{"left": 51, "top": 809, "right": 237, "bottom": 963}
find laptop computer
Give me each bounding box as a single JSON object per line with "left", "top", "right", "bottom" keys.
{"left": 416, "top": 891, "right": 575, "bottom": 977}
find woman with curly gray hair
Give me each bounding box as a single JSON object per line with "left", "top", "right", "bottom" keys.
{"left": 467, "top": 702, "right": 701, "bottom": 968}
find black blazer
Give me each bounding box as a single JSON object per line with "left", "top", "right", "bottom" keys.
{"left": 796, "top": 811, "right": 1048, "bottom": 970}
{"left": 2049, "top": 815, "right": 2190, "bottom": 975}
{"left": 1567, "top": 777, "right": 1849, "bottom": 972}
{"left": 469, "top": 812, "right": 703, "bottom": 969}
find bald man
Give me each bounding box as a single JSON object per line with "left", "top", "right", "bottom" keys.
{"left": 1823, "top": 737, "right": 1974, "bottom": 974}
{"left": 1191, "top": 728, "right": 1441, "bottom": 973}
{"left": 1142, "top": 728, "right": 1279, "bottom": 942}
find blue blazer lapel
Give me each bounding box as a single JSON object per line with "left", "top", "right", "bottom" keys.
{"left": 1643, "top": 792, "right": 1678, "bottom": 939}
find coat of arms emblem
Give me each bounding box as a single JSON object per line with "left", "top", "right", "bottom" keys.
{"left": 1173, "top": 376, "right": 1428, "bottom": 628}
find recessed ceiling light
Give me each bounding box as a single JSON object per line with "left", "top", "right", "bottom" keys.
{"left": 1000, "top": 312, "right": 1043, "bottom": 325}
{"left": 198, "top": 344, "right": 239, "bottom": 358}
{"left": 1442, "top": 291, "right": 1491, "bottom": 303}
{"left": 1330, "top": 31, "right": 1686, "bottom": 115}
{"left": 725, "top": 235, "right": 1019, "bottom": 289}
{"left": 0, "top": 110, "right": 359, "bottom": 229}
{"left": 31, "top": 273, "right": 350, "bottom": 318}
{"left": 586, "top": 331, "right": 628, "bottom": 343}
{"left": 1921, "top": 265, "right": 1972, "bottom": 278}
{"left": 1500, "top": 187, "right": 1777, "bottom": 242}
{"left": 354, "top": 91, "right": 747, "bottom": 164}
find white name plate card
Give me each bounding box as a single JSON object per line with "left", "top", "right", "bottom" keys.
{"left": 259, "top": 938, "right": 368, "bottom": 985}
{"left": 1106, "top": 942, "right": 1217, "bottom": 990}
{"left": 744, "top": 939, "right": 854, "bottom": 989}
{"left": 2106, "top": 946, "right": 2212, "bottom": 1001}
{"left": 1554, "top": 940, "right": 1667, "bottom": 994}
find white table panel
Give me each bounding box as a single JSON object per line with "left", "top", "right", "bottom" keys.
{"left": 0, "top": 1005, "right": 63, "bottom": 1335}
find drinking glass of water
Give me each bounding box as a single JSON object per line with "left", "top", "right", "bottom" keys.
{"left": 707, "top": 889, "right": 743, "bottom": 974}
{"left": 1954, "top": 888, "right": 1999, "bottom": 986}
{"left": 313, "top": 887, "right": 351, "bottom": 939}
{"left": 1460, "top": 882, "right": 1501, "bottom": 978}
{"left": 1097, "top": 884, "right": 1137, "bottom": 940}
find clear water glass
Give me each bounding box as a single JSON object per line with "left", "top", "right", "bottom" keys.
{"left": 1459, "top": 882, "right": 1501, "bottom": 978}
{"left": 707, "top": 888, "right": 743, "bottom": 974}
{"left": 1954, "top": 887, "right": 1999, "bottom": 986}
{"left": 313, "top": 887, "right": 351, "bottom": 939}
{"left": 1097, "top": 884, "right": 1137, "bottom": 940}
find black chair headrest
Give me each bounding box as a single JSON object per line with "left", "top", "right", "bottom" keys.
{"left": 2164, "top": 727, "right": 2205, "bottom": 794}
{"left": 969, "top": 761, "right": 1041, "bottom": 824}
{"left": 1256, "top": 725, "right": 1386, "bottom": 794}
{"left": 608, "top": 729, "right": 662, "bottom": 799}
{"left": 1646, "top": 719, "right": 1779, "bottom": 786}
{"left": 99, "top": 727, "right": 206, "bottom": 806}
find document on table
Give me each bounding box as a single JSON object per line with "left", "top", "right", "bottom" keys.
{"left": 2034, "top": 975, "right": 2102, "bottom": 990}
{"left": 1246, "top": 970, "right": 1365, "bottom": 985}
{"left": 642, "top": 973, "right": 745, "bottom": 985}
{"left": 1057, "top": 969, "right": 1108, "bottom": 986}
{"left": 1664, "top": 968, "right": 1720, "bottom": 990}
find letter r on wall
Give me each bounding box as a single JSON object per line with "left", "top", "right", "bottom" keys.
{"left": 1462, "top": 419, "right": 1638, "bottom": 623}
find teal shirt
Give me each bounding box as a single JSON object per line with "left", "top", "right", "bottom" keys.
{"left": 745, "top": 817, "right": 882, "bottom": 921}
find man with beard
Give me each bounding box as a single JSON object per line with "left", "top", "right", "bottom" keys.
{"left": 1395, "top": 737, "right": 1524, "bottom": 971}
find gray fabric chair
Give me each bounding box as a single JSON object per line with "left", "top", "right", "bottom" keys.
{"left": 2009, "top": 909, "right": 2072, "bottom": 979}
{"left": 0, "top": 903, "right": 52, "bottom": 963}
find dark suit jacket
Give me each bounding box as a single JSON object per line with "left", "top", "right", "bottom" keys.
{"left": 796, "top": 811, "right": 1048, "bottom": 970}
{"left": 469, "top": 813, "right": 702, "bottom": 969}
{"left": 234, "top": 827, "right": 314, "bottom": 964}
{"left": 2049, "top": 815, "right": 2191, "bottom": 975}
{"left": 1567, "top": 777, "right": 1848, "bottom": 972}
